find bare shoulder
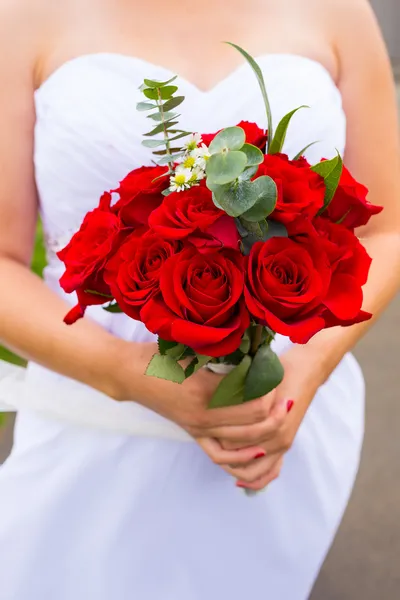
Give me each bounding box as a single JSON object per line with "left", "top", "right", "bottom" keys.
{"left": 324, "top": 0, "right": 388, "bottom": 66}
{"left": 0, "top": 0, "right": 69, "bottom": 82}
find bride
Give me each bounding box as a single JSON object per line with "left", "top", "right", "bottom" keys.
{"left": 0, "top": 0, "right": 399, "bottom": 598}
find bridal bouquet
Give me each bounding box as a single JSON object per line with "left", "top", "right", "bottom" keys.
{"left": 58, "top": 44, "right": 382, "bottom": 407}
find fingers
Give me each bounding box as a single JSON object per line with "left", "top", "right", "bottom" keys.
{"left": 225, "top": 452, "right": 282, "bottom": 485}
{"left": 206, "top": 398, "right": 288, "bottom": 446}
{"left": 197, "top": 438, "right": 266, "bottom": 467}
{"left": 236, "top": 457, "right": 284, "bottom": 491}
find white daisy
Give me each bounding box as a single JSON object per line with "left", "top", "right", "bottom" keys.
{"left": 190, "top": 167, "right": 205, "bottom": 182}
{"left": 169, "top": 167, "right": 193, "bottom": 192}
{"left": 184, "top": 133, "right": 203, "bottom": 152}
{"left": 192, "top": 143, "right": 211, "bottom": 170}
{"left": 181, "top": 154, "right": 197, "bottom": 169}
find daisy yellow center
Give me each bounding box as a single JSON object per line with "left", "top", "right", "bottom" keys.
{"left": 174, "top": 174, "right": 187, "bottom": 185}
{"left": 187, "top": 141, "right": 197, "bottom": 151}
{"left": 183, "top": 156, "right": 196, "bottom": 168}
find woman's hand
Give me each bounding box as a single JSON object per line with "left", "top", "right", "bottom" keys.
{"left": 114, "top": 340, "right": 270, "bottom": 465}
{"left": 208, "top": 345, "right": 324, "bottom": 490}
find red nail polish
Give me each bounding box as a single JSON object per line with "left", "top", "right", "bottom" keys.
{"left": 254, "top": 452, "right": 265, "bottom": 459}
{"left": 286, "top": 400, "right": 295, "bottom": 413}
{"left": 236, "top": 481, "right": 248, "bottom": 488}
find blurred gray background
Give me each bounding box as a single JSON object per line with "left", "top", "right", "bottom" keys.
{"left": 1, "top": 2, "right": 400, "bottom": 599}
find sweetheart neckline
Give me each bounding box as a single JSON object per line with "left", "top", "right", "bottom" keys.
{"left": 35, "top": 51, "right": 340, "bottom": 98}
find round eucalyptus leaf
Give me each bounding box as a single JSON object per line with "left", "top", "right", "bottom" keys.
{"left": 241, "top": 144, "right": 264, "bottom": 166}
{"left": 206, "top": 151, "right": 247, "bottom": 185}
{"left": 241, "top": 176, "right": 277, "bottom": 222}
{"left": 212, "top": 180, "right": 258, "bottom": 217}
{"left": 209, "top": 126, "right": 246, "bottom": 154}
{"left": 143, "top": 75, "right": 178, "bottom": 88}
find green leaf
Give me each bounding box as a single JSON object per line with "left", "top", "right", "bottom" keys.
{"left": 239, "top": 331, "right": 251, "bottom": 354}
{"left": 239, "top": 165, "right": 259, "bottom": 181}
{"left": 212, "top": 175, "right": 276, "bottom": 218}
{"left": 206, "top": 151, "right": 247, "bottom": 186}
{"left": 142, "top": 139, "right": 167, "bottom": 148}
{"left": 84, "top": 289, "right": 113, "bottom": 299}
{"left": 147, "top": 111, "right": 180, "bottom": 122}
{"left": 103, "top": 302, "right": 123, "bottom": 313}
{"left": 264, "top": 220, "right": 288, "bottom": 240}
{"left": 209, "top": 126, "right": 246, "bottom": 154}
{"left": 226, "top": 42, "right": 273, "bottom": 150}
{"left": 244, "top": 345, "right": 284, "bottom": 401}
{"left": 184, "top": 354, "right": 212, "bottom": 378}
{"left": 144, "top": 121, "right": 179, "bottom": 137}
{"left": 158, "top": 338, "right": 178, "bottom": 355}
{"left": 143, "top": 75, "right": 178, "bottom": 88}
{"left": 166, "top": 344, "right": 187, "bottom": 360}
{"left": 143, "top": 85, "right": 179, "bottom": 101}
{"left": 209, "top": 355, "right": 252, "bottom": 408}
{"left": 269, "top": 106, "right": 308, "bottom": 155}
{"left": 162, "top": 96, "right": 185, "bottom": 111}
{"left": 241, "top": 176, "right": 277, "bottom": 222}
{"left": 168, "top": 132, "right": 191, "bottom": 142}
{"left": 157, "top": 152, "right": 185, "bottom": 165}
{"left": 146, "top": 354, "right": 186, "bottom": 384}
{"left": 312, "top": 153, "right": 343, "bottom": 209}
{"left": 241, "top": 144, "right": 264, "bottom": 166}
{"left": 238, "top": 219, "right": 269, "bottom": 254}
{"left": 137, "top": 101, "right": 157, "bottom": 111}
{"left": 292, "top": 141, "right": 320, "bottom": 161}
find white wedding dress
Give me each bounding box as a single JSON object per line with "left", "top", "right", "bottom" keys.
{"left": 0, "top": 54, "right": 365, "bottom": 600}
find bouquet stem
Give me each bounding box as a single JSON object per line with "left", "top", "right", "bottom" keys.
{"left": 250, "top": 324, "right": 264, "bottom": 356}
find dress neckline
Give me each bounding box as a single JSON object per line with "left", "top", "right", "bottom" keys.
{"left": 35, "top": 52, "right": 340, "bottom": 97}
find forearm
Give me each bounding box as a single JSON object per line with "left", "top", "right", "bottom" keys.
{"left": 0, "top": 256, "right": 132, "bottom": 398}
{"left": 298, "top": 232, "right": 400, "bottom": 385}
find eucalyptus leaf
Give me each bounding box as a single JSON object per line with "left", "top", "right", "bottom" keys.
{"left": 239, "top": 165, "right": 258, "bottom": 181}
{"left": 162, "top": 96, "right": 185, "bottom": 111}
{"left": 209, "top": 126, "right": 246, "bottom": 153}
{"left": 241, "top": 144, "right": 264, "bottom": 166}
{"left": 136, "top": 101, "right": 157, "bottom": 111}
{"left": 168, "top": 132, "right": 191, "bottom": 142}
{"left": 244, "top": 344, "right": 284, "bottom": 401}
{"left": 144, "top": 121, "right": 178, "bottom": 137}
{"left": 184, "top": 354, "right": 212, "bottom": 378}
{"left": 206, "top": 151, "right": 247, "bottom": 186}
{"left": 209, "top": 355, "right": 252, "bottom": 408}
{"left": 292, "top": 141, "right": 320, "bottom": 161}
{"left": 213, "top": 175, "right": 275, "bottom": 218}
{"left": 241, "top": 176, "right": 277, "bottom": 222}
{"left": 226, "top": 42, "right": 273, "bottom": 149}
{"left": 143, "top": 85, "right": 178, "bottom": 101}
{"left": 142, "top": 139, "right": 167, "bottom": 148}
{"left": 147, "top": 111, "right": 180, "bottom": 122}
{"left": 157, "top": 152, "right": 185, "bottom": 165}
{"left": 146, "top": 354, "right": 186, "bottom": 384}
{"left": 143, "top": 75, "right": 178, "bottom": 88}
{"left": 312, "top": 153, "right": 343, "bottom": 209}
{"left": 269, "top": 106, "right": 308, "bottom": 155}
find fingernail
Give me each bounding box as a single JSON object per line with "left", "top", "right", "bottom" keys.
{"left": 254, "top": 451, "right": 265, "bottom": 460}
{"left": 236, "top": 481, "right": 249, "bottom": 489}
{"left": 286, "top": 400, "right": 295, "bottom": 413}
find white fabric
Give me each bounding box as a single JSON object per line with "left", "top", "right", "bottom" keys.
{"left": 0, "top": 53, "right": 363, "bottom": 600}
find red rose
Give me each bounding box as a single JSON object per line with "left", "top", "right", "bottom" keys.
{"left": 323, "top": 165, "right": 383, "bottom": 229}
{"left": 104, "top": 232, "right": 181, "bottom": 320}
{"left": 113, "top": 166, "right": 169, "bottom": 227}
{"left": 141, "top": 248, "right": 250, "bottom": 357}
{"left": 149, "top": 184, "right": 239, "bottom": 249}
{"left": 202, "top": 121, "right": 268, "bottom": 150}
{"left": 58, "top": 193, "right": 123, "bottom": 324}
{"left": 313, "top": 217, "right": 372, "bottom": 325}
{"left": 257, "top": 153, "right": 325, "bottom": 225}
{"left": 245, "top": 234, "right": 331, "bottom": 343}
